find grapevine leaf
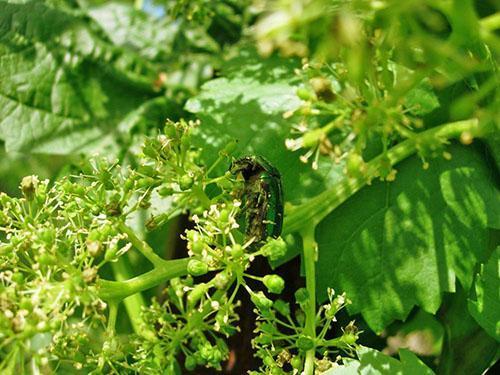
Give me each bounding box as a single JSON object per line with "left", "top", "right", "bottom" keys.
{"left": 439, "top": 283, "right": 498, "bottom": 374}
{"left": 186, "top": 48, "right": 344, "bottom": 203}
{"left": 468, "top": 247, "right": 500, "bottom": 341}
{"left": 322, "top": 346, "right": 434, "bottom": 374}
{"left": 316, "top": 145, "right": 499, "bottom": 332}
{"left": 88, "top": 2, "right": 178, "bottom": 61}
{"left": 0, "top": 0, "right": 167, "bottom": 155}
{"left": 88, "top": 2, "right": 217, "bottom": 92}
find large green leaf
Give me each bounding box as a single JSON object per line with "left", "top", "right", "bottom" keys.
{"left": 316, "top": 145, "right": 499, "bottom": 332}
{"left": 88, "top": 2, "right": 217, "bottom": 92}
{"left": 468, "top": 247, "right": 500, "bottom": 341}
{"left": 186, "top": 48, "right": 344, "bottom": 204}
{"left": 0, "top": 0, "right": 169, "bottom": 155}
{"left": 323, "top": 346, "right": 434, "bottom": 375}
{"left": 88, "top": 2, "right": 178, "bottom": 62}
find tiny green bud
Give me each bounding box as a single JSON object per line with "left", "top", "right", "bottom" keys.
{"left": 188, "top": 283, "right": 209, "bottom": 307}
{"left": 179, "top": 175, "right": 194, "bottom": 191}
{"left": 164, "top": 123, "right": 177, "bottom": 139}
{"left": 0, "top": 210, "right": 8, "bottom": 225}
{"left": 342, "top": 332, "right": 358, "bottom": 345}
{"left": 230, "top": 244, "right": 244, "bottom": 258}
{"left": 251, "top": 291, "right": 273, "bottom": 311}
{"left": 11, "top": 272, "right": 24, "bottom": 284}
{"left": 263, "top": 355, "right": 275, "bottom": 367}
{"left": 261, "top": 238, "right": 287, "bottom": 261}
{"left": 185, "top": 355, "right": 197, "bottom": 371}
{"left": 273, "top": 299, "right": 290, "bottom": 316}
{"left": 291, "top": 356, "right": 302, "bottom": 370}
{"left": 123, "top": 177, "right": 135, "bottom": 192}
{"left": 218, "top": 209, "right": 230, "bottom": 223}
{"left": 302, "top": 128, "right": 324, "bottom": 148}
{"left": 187, "top": 259, "right": 209, "bottom": 276}
{"left": 38, "top": 253, "right": 56, "bottom": 266}
{"left": 0, "top": 244, "right": 13, "bottom": 255}
{"left": 185, "top": 230, "right": 197, "bottom": 242}
{"left": 213, "top": 270, "right": 231, "bottom": 289}
{"left": 136, "top": 177, "right": 156, "bottom": 189}
{"left": 294, "top": 288, "right": 309, "bottom": 305}
{"left": 191, "top": 239, "right": 205, "bottom": 255}
{"left": 104, "top": 243, "right": 118, "bottom": 262}
{"left": 19, "top": 298, "right": 32, "bottom": 311}
{"left": 138, "top": 165, "right": 157, "bottom": 178}
{"left": 142, "top": 143, "right": 158, "bottom": 159}
{"left": 158, "top": 185, "right": 174, "bottom": 196}
{"left": 217, "top": 172, "right": 235, "bottom": 190}
{"left": 39, "top": 227, "right": 56, "bottom": 244}
{"left": 262, "top": 275, "right": 285, "bottom": 294}
{"left": 296, "top": 87, "right": 317, "bottom": 101}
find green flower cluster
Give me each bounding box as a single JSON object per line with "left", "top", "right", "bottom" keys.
{"left": 251, "top": 288, "right": 358, "bottom": 374}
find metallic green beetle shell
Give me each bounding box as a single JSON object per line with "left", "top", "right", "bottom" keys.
{"left": 230, "top": 156, "right": 283, "bottom": 241}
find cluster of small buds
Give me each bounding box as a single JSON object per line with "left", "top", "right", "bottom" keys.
{"left": 251, "top": 287, "right": 357, "bottom": 374}
{"left": 133, "top": 281, "right": 237, "bottom": 372}
{"left": 0, "top": 118, "right": 239, "bottom": 372}
{"left": 283, "top": 59, "right": 439, "bottom": 179}
{"left": 0, "top": 154, "right": 155, "bottom": 371}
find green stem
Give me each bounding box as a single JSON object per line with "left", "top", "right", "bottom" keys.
{"left": 98, "top": 258, "right": 189, "bottom": 301}
{"left": 480, "top": 12, "right": 500, "bottom": 31}
{"left": 301, "top": 226, "right": 317, "bottom": 375}
{"left": 283, "top": 118, "right": 483, "bottom": 235}
{"left": 111, "top": 258, "right": 154, "bottom": 338}
{"left": 107, "top": 302, "right": 118, "bottom": 334}
{"left": 118, "top": 221, "right": 165, "bottom": 267}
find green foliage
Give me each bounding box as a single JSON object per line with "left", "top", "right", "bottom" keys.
{"left": 323, "top": 346, "right": 435, "bottom": 375}
{"left": 0, "top": 0, "right": 499, "bottom": 373}
{"left": 468, "top": 247, "right": 500, "bottom": 341}
{"left": 316, "top": 145, "right": 499, "bottom": 332}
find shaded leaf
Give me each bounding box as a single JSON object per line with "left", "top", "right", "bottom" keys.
{"left": 438, "top": 283, "right": 498, "bottom": 374}
{"left": 0, "top": 0, "right": 169, "bottom": 155}
{"left": 88, "top": 2, "right": 178, "bottom": 61}
{"left": 88, "top": 1, "right": 217, "bottom": 93}
{"left": 316, "top": 145, "right": 499, "bottom": 332}
{"left": 468, "top": 247, "right": 500, "bottom": 341}
{"left": 323, "top": 346, "right": 434, "bottom": 374}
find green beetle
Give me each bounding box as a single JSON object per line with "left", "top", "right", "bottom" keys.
{"left": 230, "top": 156, "right": 283, "bottom": 242}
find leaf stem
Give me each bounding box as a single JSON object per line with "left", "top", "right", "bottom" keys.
{"left": 480, "top": 12, "right": 500, "bottom": 31}
{"left": 302, "top": 226, "right": 317, "bottom": 375}
{"left": 98, "top": 258, "right": 189, "bottom": 301}
{"left": 283, "top": 118, "right": 483, "bottom": 235}
{"left": 107, "top": 301, "right": 118, "bottom": 334}
{"left": 118, "top": 221, "right": 166, "bottom": 267}
{"left": 111, "top": 259, "right": 155, "bottom": 339}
